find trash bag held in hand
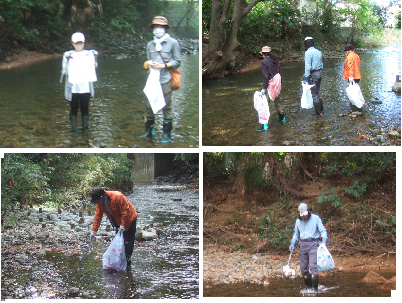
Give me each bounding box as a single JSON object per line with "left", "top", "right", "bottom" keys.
{"left": 317, "top": 244, "right": 335, "bottom": 272}
{"left": 301, "top": 82, "right": 315, "bottom": 109}
{"left": 253, "top": 91, "right": 270, "bottom": 124}
{"left": 102, "top": 233, "right": 127, "bottom": 271}
{"left": 346, "top": 81, "right": 365, "bottom": 108}
{"left": 268, "top": 74, "right": 281, "bottom": 101}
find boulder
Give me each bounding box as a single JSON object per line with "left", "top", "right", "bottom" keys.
{"left": 67, "top": 287, "right": 80, "bottom": 296}
{"left": 141, "top": 230, "right": 158, "bottom": 241}
{"left": 361, "top": 271, "right": 388, "bottom": 284}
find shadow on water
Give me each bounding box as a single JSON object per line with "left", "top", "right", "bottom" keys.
{"left": 204, "top": 270, "right": 395, "bottom": 297}
{"left": 202, "top": 45, "right": 401, "bottom": 146}
{"left": 0, "top": 53, "right": 199, "bottom": 148}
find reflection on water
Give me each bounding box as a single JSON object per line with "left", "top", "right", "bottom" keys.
{"left": 204, "top": 270, "right": 395, "bottom": 297}
{"left": 203, "top": 45, "right": 401, "bottom": 146}
{"left": 0, "top": 53, "right": 199, "bottom": 148}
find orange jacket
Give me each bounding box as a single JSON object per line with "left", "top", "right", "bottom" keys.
{"left": 92, "top": 191, "right": 137, "bottom": 232}
{"left": 343, "top": 51, "right": 361, "bottom": 80}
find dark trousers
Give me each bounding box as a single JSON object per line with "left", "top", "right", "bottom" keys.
{"left": 300, "top": 241, "right": 319, "bottom": 276}
{"left": 71, "top": 93, "right": 90, "bottom": 116}
{"left": 309, "top": 70, "right": 322, "bottom": 115}
{"left": 115, "top": 218, "right": 137, "bottom": 266}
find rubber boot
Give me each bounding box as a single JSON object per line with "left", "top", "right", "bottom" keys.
{"left": 278, "top": 112, "right": 286, "bottom": 123}
{"left": 320, "top": 98, "right": 324, "bottom": 114}
{"left": 160, "top": 120, "right": 172, "bottom": 143}
{"left": 256, "top": 124, "right": 268, "bottom": 131}
{"left": 304, "top": 273, "right": 312, "bottom": 289}
{"left": 312, "top": 274, "right": 318, "bottom": 293}
{"left": 125, "top": 241, "right": 134, "bottom": 270}
{"left": 82, "top": 114, "right": 89, "bottom": 135}
{"left": 70, "top": 113, "right": 78, "bottom": 136}
{"left": 138, "top": 117, "right": 155, "bottom": 138}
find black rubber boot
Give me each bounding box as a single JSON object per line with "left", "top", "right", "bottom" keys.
{"left": 160, "top": 120, "right": 172, "bottom": 143}
{"left": 278, "top": 112, "right": 286, "bottom": 123}
{"left": 125, "top": 241, "right": 134, "bottom": 270}
{"left": 312, "top": 274, "right": 318, "bottom": 293}
{"left": 138, "top": 117, "right": 155, "bottom": 138}
{"left": 320, "top": 98, "right": 324, "bottom": 114}
{"left": 304, "top": 273, "right": 312, "bottom": 289}
{"left": 70, "top": 113, "right": 78, "bottom": 135}
{"left": 82, "top": 114, "right": 89, "bottom": 135}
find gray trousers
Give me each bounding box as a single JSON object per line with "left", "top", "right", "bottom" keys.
{"left": 309, "top": 70, "right": 323, "bottom": 115}
{"left": 300, "top": 241, "right": 319, "bottom": 276}
{"left": 145, "top": 79, "right": 173, "bottom": 120}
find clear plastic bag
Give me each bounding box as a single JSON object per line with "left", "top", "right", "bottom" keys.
{"left": 253, "top": 91, "right": 270, "bottom": 124}
{"left": 300, "top": 82, "right": 315, "bottom": 109}
{"left": 346, "top": 81, "right": 365, "bottom": 108}
{"left": 317, "top": 244, "right": 335, "bottom": 272}
{"left": 102, "top": 233, "right": 127, "bottom": 271}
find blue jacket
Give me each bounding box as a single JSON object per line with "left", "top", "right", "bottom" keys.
{"left": 291, "top": 213, "right": 327, "bottom": 242}
{"left": 304, "top": 47, "right": 323, "bottom": 77}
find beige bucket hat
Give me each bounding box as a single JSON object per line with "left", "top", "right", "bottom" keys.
{"left": 149, "top": 16, "right": 170, "bottom": 29}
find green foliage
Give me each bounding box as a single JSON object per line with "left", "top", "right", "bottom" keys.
{"left": 355, "top": 200, "right": 369, "bottom": 220}
{"left": 317, "top": 187, "right": 342, "bottom": 208}
{"left": 343, "top": 179, "right": 368, "bottom": 199}
{"left": 258, "top": 215, "right": 292, "bottom": 250}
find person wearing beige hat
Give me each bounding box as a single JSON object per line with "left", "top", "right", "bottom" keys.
{"left": 259, "top": 45, "right": 285, "bottom": 131}
{"left": 139, "top": 16, "right": 181, "bottom": 143}
{"left": 60, "top": 32, "right": 98, "bottom": 135}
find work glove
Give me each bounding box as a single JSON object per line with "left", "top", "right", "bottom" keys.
{"left": 349, "top": 77, "right": 354, "bottom": 82}
{"left": 289, "top": 239, "right": 296, "bottom": 252}
{"left": 143, "top": 61, "right": 151, "bottom": 73}
{"left": 321, "top": 237, "right": 328, "bottom": 246}
{"left": 261, "top": 88, "right": 266, "bottom": 95}
{"left": 118, "top": 225, "right": 125, "bottom": 234}
{"left": 90, "top": 231, "right": 96, "bottom": 242}
{"left": 302, "top": 76, "right": 308, "bottom": 84}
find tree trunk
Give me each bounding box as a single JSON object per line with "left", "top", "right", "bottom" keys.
{"left": 203, "top": 0, "right": 262, "bottom": 79}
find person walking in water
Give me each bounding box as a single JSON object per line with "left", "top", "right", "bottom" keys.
{"left": 61, "top": 32, "right": 98, "bottom": 135}
{"left": 259, "top": 46, "right": 285, "bottom": 130}
{"left": 89, "top": 187, "right": 137, "bottom": 270}
{"left": 289, "top": 203, "right": 328, "bottom": 294}
{"left": 303, "top": 37, "right": 323, "bottom": 115}
{"left": 343, "top": 44, "right": 362, "bottom": 112}
{"left": 140, "top": 16, "right": 181, "bottom": 143}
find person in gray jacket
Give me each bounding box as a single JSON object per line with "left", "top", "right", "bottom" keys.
{"left": 139, "top": 16, "right": 181, "bottom": 143}
{"left": 289, "top": 203, "right": 328, "bottom": 293}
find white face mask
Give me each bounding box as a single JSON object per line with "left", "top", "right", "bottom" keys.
{"left": 153, "top": 27, "right": 165, "bottom": 39}
{"left": 73, "top": 43, "right": 85, "bottom": 51}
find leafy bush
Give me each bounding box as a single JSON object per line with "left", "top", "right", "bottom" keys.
{"left": 258, "top": 215, "right": 292, "bottom": 251}
{"left": 317, "top": 187, "right": 342, "bottom": 208}
{"left": 343, "top": 179, "right": 368, "bottom": 199}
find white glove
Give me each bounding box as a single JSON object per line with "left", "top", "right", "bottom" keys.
{"left": 261, "top": 88, "right": 266, "bottom": 95}
{"left": 118, "top": 225, "right": 125, "bottom": 234}
{"left": 349, "top": 77, "right": 354, "bottom": 82}
{"left": 90, "top": 231, "right": 96, "bottom": 241}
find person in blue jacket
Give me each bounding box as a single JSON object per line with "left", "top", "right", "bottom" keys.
{"left": 289, "top": 203, "right": 328, "bottom": 293}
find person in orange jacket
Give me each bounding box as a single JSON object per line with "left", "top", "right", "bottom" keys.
{"left": 343, "top": 44, "right": 362, "bottom": 111}
{"left": 89, "top": 187, "right": 137, "bottom": 270}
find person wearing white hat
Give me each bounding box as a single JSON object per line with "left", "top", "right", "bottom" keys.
{"left": 60, "top": 32, "right": 98, "bottom": 135}
{"left": 289, "top": 202, "right": 328, "bottom": 293}
{"left": 303, "top": 37, "right": 324, "bottom": 115}
{"left": 140, "top": 16, "right": 181, "bottom": 143}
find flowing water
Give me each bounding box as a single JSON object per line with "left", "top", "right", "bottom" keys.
{"left": 202, "top": 44, "right": 401, "bottom": 146}
{"left": 0, "top": 53, "right": 199, "bottom": 148}
{"left": 2, "top": 185, "right": 199, "bottom": 299}
{"left": 204, "top": 270, "right": 395, "bottom": 297}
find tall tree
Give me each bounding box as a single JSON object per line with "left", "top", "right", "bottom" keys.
{"left": 202, "top": 0, "right": 264, "bottom": 79}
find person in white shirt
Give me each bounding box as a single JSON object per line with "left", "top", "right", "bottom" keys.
{"left": 61, "top": 32, "right": 98, "bottom": 135}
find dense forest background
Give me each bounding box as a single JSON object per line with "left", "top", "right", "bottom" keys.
{"left": 0, "top": 0, "right": 199, "bottom": 60}
{"left": 204, "top": 152, "right": 396, "bottom": 255}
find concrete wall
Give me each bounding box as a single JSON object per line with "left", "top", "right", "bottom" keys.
{"left": 130, "top": 153, "right": 175, "bottom": 183}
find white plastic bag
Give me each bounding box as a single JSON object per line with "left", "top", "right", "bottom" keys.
{"left": 317, "top": 244, "right": 335, "bottom": 272}
{"left": 143, "top": 65, "right": 166, "bottom": 114}
{"left": 253, "top": 91, "right": 270, "bottom": 124}
{"left": 102, "top": 233, "right": 127, "bottom": 271}
{"left": 300, "top": 82, "right": 315, "bottom": 109}
{"left": 346, "top": 81, "right": 365, "bottom": 108}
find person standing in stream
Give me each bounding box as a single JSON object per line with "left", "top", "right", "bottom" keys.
{"left": 343, "top": 44, "right": 362, "bottom": 112}
{"left": 259, "top": 45, "right": 285, "bottom": 131}
{"left": 289, "top": 203, "right": 328, "bottom": 293}
{"left": 139, "top": 16, "right": 181, "bottom": 143}
{"left": 61, "top": 32, "right": 98, "bottom": 135}
{"left": 89, "top": 187, "right": 137, "bottom": 270}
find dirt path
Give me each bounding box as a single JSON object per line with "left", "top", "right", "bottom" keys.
{"left": 0, "top": 50, "right": 62, "bottom": 71}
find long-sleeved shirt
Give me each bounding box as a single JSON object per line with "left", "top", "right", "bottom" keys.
{"left": 261, "top": 56, "right": 280, "bottom": 90}
{"left": 291, "top": 213, "right": 327, "bottom": 242}
{"left": 304, "top": 47, "right": 323, "bottom": 77}
{"left": 147, "top": 37, "right": 181, "bottom": 84}
{"left": 343, "top": 50, "right": 361, "bottom": 80}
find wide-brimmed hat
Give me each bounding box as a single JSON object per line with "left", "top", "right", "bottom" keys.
{"left": 344, "top": 44, "right": 354, "bottom": 51}
{"left": 260, "top": 46, "right": 271, "bottom": 53}
{"left": 89, "top": 187, "right": 106, "bottom": 204}
{"left": 149, "top": 16, "right": 170, "bottom": 29}
{"left": 71, "top": 32, "right": 85, "bottom": 43}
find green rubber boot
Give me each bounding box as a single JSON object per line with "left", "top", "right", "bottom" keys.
{"left": 160, "top": 120, "right": 172, "bottom": 143}
{"left": 138, "top": 117, "right": 155, "bottom": 138}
